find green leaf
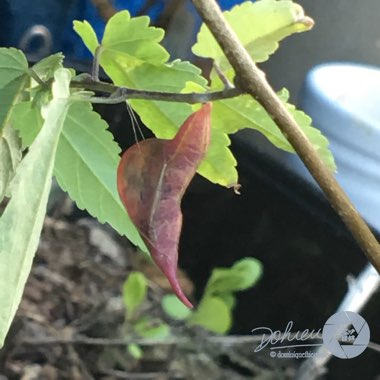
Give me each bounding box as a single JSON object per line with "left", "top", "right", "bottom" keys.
{"left": 0, "top": 68, "right": 72, "bottom": 347}
{"left": 101, "top": 11, "right": 169, "bottom": 65}
{"left": 73, "top": 20, "right": 99, "bottom": 55}
{"left": 280, "top": 89, "right": 336, "bottom": 171}
{"left": 53, "top": 102, "right": 146, "bottom": 250}
{"left": 32, "top": 53, "right": 64, "bottom": 81}
{"left": 0, "top": 48, "right": 29, "bottom": 132}
{"left": 12, "top": 98, "right": 147, "bottom": 250}
{"left": 198, "top": 128, "right": 238, "bottom": 188}
{"left": 123, "top": 271, "right": 148, "bottom": 318}
{"left": 212, "top": 90, "right": 336, "bottom": 171}
{"left": 0, "top": 123, "right": 22, "bottom": 202}
{"left": 76, "top": 16, "right": 239, "bottom": 187}
{"left": 219, "top": 293, "right": 236, "bottom": 309}
{"left": 11, "top": 101, "right": 43, "bottom": 148}
{"left": 189, "top": 296, "right": 232, "bottom": 334}
{"left": 205, "top": 258, "right": 262, "bottom": 296}
{"left": 133, "top": 318, "right": 170, "bottom": 339}
{"left": 74, "top": 11, "right": 168, "bottom": 66}
{"left": 127, "top": 343, "right": 143, "bottom": 360}
{"left": 193, "top": 0, "right": 313, "bottom": 68}
{"left": 162, "top": 294, "right": 192, "bottom": 320}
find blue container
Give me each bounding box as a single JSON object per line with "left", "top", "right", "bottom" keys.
{"left": 1, "top": 0, "right": 246, "bottom": 60}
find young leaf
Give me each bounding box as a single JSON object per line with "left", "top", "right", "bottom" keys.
{"left": 127, "top": 343, "right": 143, "bottom": 360}
{"left": 0, "top": 48, "right": 29, "bottom": 133}
{"left": 73, "top": 20, "right": 99, "bottom": 55}
{"left": 218, "top": 293, "right": 236, "bottom": 309}
{"left": 117, "top": 104, "right": 212, "bottom": 308}
{"left": 192, "top": 0, "right": 313, "bottom": 69}
{"left": 74, "top": 10, "right": 168, "bottom": 66}
{"left": 101, "top": 11, "right": 169, "bottom": 65}
{"left": 123, "top": 271, "right": 148, "bottom": 318}
{"left": 53, "top": 102, "right": 146, "bottom": 250}
{"left": 161, "top": 295, "right": 192, "bottom": 321}
{"left": 205, "top": 258, "right": 262, "bottom": 296}
{"left": 133, "top": 317, "right": 170, "bottom": 339}
{"left": 0, "top": 123, "right": 22, "bottom": 202}
{"left": 189, "top": 296, "right": 232, "bottom": 334}
{"left": 0, "top": 68, "right": 72, "bottom": 347}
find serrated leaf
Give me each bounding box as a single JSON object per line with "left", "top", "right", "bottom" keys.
{"left": 212, "top": 91, "right": 336, "bottom": 171}
{"left": 11, "top": 101, "right": 43, "bottom": 148}
{"left": 101, "top": 11, "right": 169, "bottom": 65}
{"left": 32, "top": 53, "right": 64, "bottom": 81}
{"left": 0, "top": 124, "right": 22, "bottom": 202}
{"left": 0, "top": 68, "right": 72, "bottom": 347}
{"left": 0, "top": 48, "right": 29, "bottom": 132}
{"left": 123, "top": 272, "right": 148, "bottom": 318}
{"left": 162, "top": 294, "right": 192, "bottom": 321}
{"left": 53, "top": 102, "right": 146, "bottom": 250}
{"left": 198, "top": 128, "right": 238, "bottom": 188}
{"left": 73, "top": 20, "right": 99, "bottom": 55}
{"left": 189, "top": 296, "right": 232, "bottom": 334}
{"left": 192, "top": 0, "right": 313, "bottom": 68}
{"left": 74, "top": 11, "right": 168, "bottom": 66}
{"left": 75, "top": 16, "right": 238, "bottom": 187}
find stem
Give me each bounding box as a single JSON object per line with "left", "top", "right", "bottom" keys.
{"left": 213, "top": 63, "right": 233, "bottom": 89}
{"left": 71, "top": 79, "right": 243, "bottom": 104}
{"left": 91, "top": 46, "right": 102, "bottom": 81}
{"left": 28, "top": 68, "right": 46, "bottom": 87}
{"left": 191, "top": 0, "right": 380, "bottom": 271}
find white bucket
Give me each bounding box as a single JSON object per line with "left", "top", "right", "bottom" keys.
{"left": 294, "top": 63, "right": 380, "bottom": 231}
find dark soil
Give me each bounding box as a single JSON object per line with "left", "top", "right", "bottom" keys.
{"left": 0, "top": 204, "right": 295, "bottom": 380}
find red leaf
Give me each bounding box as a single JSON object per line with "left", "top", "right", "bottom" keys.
{"left": 117, "top": 103, "right": 212, "bottom": 308}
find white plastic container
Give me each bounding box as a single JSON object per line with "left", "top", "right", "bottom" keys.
{"left": 295, "top": 63, "right": 380, "bottom": 231}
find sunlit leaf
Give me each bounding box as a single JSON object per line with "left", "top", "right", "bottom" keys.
{"left": 193, "top": 0, "right": 313, "bottom": 68}
{"left": 0, "top": 68, "right": 72, "bottom": 347}
{"left": 54, "top": 102, "right": 146, "bottom": 250}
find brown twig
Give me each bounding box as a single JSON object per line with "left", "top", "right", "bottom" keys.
{"left": 90, "top": 0, "right": 117, "bottom": 22}
{"left": 191, "top": 0, "right": 380, "bottom": 273}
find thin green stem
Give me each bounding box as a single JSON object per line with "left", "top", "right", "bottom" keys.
{"left": 28, "top": 68, "right": 47, "bottom": 87}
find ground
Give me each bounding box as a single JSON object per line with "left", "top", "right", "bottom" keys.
{"left": 0, "top": 199, "right": 294, "bottom": 380}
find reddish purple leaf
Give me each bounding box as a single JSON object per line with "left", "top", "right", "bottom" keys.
{"left": 117, "top": 103, "right": 212, "bottom": 308}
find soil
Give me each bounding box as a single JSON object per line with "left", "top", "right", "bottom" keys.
{"left": 0, "top": 201, "right": 295, "bottom": 380}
